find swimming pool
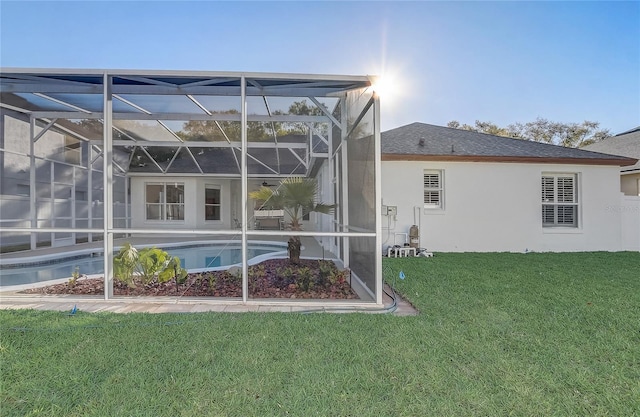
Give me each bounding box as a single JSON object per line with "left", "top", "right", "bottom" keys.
{"left": 0, "top": 241, "right": 289, "bottom": 287}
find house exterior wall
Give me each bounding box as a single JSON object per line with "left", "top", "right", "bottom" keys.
{"left": 621, "top": 173, "right": 640, "bottom": 196}
{"left": 130, "top": 168, "right": 335, "bottom": 235}
{"left": 130, "top": 176, "right": 234, "bottom": 231}
{"left": 381, "top": 160, "right": 626, "bottom": 252}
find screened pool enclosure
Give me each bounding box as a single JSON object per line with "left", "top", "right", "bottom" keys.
{"left": 0, "top": 69, "right": 382, "bottom": 304}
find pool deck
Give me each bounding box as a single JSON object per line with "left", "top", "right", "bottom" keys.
{"left": 0, "top": 238, "right": 419, "bottom": 316}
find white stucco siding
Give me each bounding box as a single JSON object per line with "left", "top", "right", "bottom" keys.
{"left": 130, "top": 176, "right": 233, "bottom": 230}
{"left": 381, "top": 160, "right": 624, "bottom": 252}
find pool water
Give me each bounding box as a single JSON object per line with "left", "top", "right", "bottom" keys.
{"left": 0, "top": 242, "right": 288, "bottom": 287}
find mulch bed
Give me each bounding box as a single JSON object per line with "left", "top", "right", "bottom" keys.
{"left": 21, "top": 258, "right": 359, "bottom": 300}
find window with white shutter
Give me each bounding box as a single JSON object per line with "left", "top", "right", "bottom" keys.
{"left": 424, "top": 170, "right": 444, "bottom": 209}
{"left": 541, "top": 174, "right": 578, "bottom": 227}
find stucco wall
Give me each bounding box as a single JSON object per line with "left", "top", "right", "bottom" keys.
{"left": 130, "top": 173, "right": 334, "bottom": 234}
{"left": 130, "top": 176, "right": 233, "bottom": 230}
{"left": 381, "top": 160, "right": 625, "bottom": 252}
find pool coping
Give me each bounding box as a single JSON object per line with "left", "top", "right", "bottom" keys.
{"left": 0, "top": 239, "right": 290, "bottom": 268}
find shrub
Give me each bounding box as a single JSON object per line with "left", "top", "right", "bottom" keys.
{"left": 158, "top": 256, "right": 188, "bottom": 284}
{"left": 317, "top": 260, "right": 336, "bottom": 286}
{"left": 296, "top": 267, "right": 314, "bottom": 292}
{"left": 113, "top": 243, "right": 187, "bottom": 286}
{"left": 205, "top": 272, "right": 217, "bottom": 292}
{"left": 68, "top": 266, "right": 81, "bottom": 288}
{"left": 136, "top": 247, "right": 170, "bottom": 284}
{"left": 113, "top": 243, "right": 139, "bottom": 287}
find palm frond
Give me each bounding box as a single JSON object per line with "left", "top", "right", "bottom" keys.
{"left": 312, "top": 203, "right": 336, "bottom": 215}
{"left": 249, "top": 186, "right": 285, "bottom": 210}
{"left": 250, "top": 177, "right": 336, "bottom": 226}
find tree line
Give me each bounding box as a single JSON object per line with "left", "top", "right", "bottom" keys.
{"left": 447, "top": 118, "right": 610, "bottom": 148}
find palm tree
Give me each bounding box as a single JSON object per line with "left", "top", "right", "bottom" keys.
{"left": 249, "top": 177, "right": 335, "bottom": 263}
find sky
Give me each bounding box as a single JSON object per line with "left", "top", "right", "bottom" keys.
{"left": 1, "top": 1, "right": 639, "bottom": 134}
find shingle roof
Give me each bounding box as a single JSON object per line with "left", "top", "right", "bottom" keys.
{"left": 582, "top": 127, "right": 640, "bottom": 172}
{"left": 381, "top": 122, "right": 637, "bottom": 166}
{"left": 126, "top": 133, "right": 320, "bottom": 175}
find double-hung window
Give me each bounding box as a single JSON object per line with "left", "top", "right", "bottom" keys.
{"left": 423, "top": 170, "right": 444, "bottom": 209}
{"left": 146, "top": 183, "right": 184, "bottom": 221}
{"left": 205, "top": 185, "right": 221, "bottom": 221}
{"left": 541, "top": 174, "right": 578, "bottom": 227}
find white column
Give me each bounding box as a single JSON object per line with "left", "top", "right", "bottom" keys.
{"left": 240, "top": 76, "right": 248, "bottom": 303}
{"left": 340, "top": 97, "right": 349, "bottom": 267}
{"left": 373, "top": 94, "right": 383, "bottom": 305}
{"left": 29, "top": 117, "right": 36, "bottom": 250}
{"left": 327, "top": 126, "right": 334, "bottom": 253}
{"left": 71, "top": 166, "right": 76, "bottom": 244}
{"left": 50, "top": 161, "right": 54, "bottom": 245}
{"left": 103, "top": 73, "right": 114, "bottom": 299}
{"left": 125, "top": 176, "right": 130, "bottom": 232}
{"left": 87, "top": 145, "right": 93, "bottom": 243}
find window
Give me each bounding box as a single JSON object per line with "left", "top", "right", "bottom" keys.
{"left": 541, "top": 174, "right": 578, "bottom": 227}
{"left": 423, "top": 170, "right": 443, "bottom": 209}
{"left": 146, "top": 183, "right": 184, "bottom": 221}
{"left": 205, "top": 185, "right": 221, "bottom": 221}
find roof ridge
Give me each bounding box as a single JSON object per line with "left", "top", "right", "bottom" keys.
{"left": 381, "top": 122, "right": 637, "bottom": 166}
{"left": 384, "top": 122, "right": 616, "bottom": 156}
{"left": 615, "top": 126, "right": 640, "bottom": 136}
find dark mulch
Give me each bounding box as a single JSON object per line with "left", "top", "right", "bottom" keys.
{"left": 21, "top": 258, "right": 359, "bottom": 300}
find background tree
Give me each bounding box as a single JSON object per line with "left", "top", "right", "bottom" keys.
{"left": 447, "top": 118, "right": 610, "bottom": 148}
{"left": 178, "top": 100, "right": 329, "bottom": 142}
{"left": 178, "top": 111, "right": 270, "bottom": 142}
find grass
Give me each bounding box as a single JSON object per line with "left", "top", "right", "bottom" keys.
{"left": 1, "top": 252, "right": 639, "bottom": 416}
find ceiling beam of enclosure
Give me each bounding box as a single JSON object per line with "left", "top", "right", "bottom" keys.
{"left": 1, "top": 71, "right": 371, "bottom": 97}
{"left": 1, "top": 69, "right": 373, "bottom": 175}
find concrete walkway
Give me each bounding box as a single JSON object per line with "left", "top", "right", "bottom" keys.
{"left": 0, "top": 285, "right": 418, "bottom": 316}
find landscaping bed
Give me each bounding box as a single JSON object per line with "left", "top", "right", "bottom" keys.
{"left": 20, "top": 258, "right": 358, "bottom": 299}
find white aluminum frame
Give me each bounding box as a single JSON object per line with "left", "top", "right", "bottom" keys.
{"left": 0, "top": 68, "right": 381, "bottom": 304}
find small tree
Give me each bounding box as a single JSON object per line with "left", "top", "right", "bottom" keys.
{"left": 249, "top": 177, "right": 335, "bottom": 263}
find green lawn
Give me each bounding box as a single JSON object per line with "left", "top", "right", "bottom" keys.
{"left": 1, "top": 252, "right": 639, "bottom": 416}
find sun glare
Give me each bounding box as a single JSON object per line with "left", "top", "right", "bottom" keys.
{"left": 371, "top": 76, "right": 391, "bottom": 98}
{"left": 367, "top": 24, "right": 407, "bottom": 109}
{"left": 370, "top": 70, "right": 403, "bottom": 107}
